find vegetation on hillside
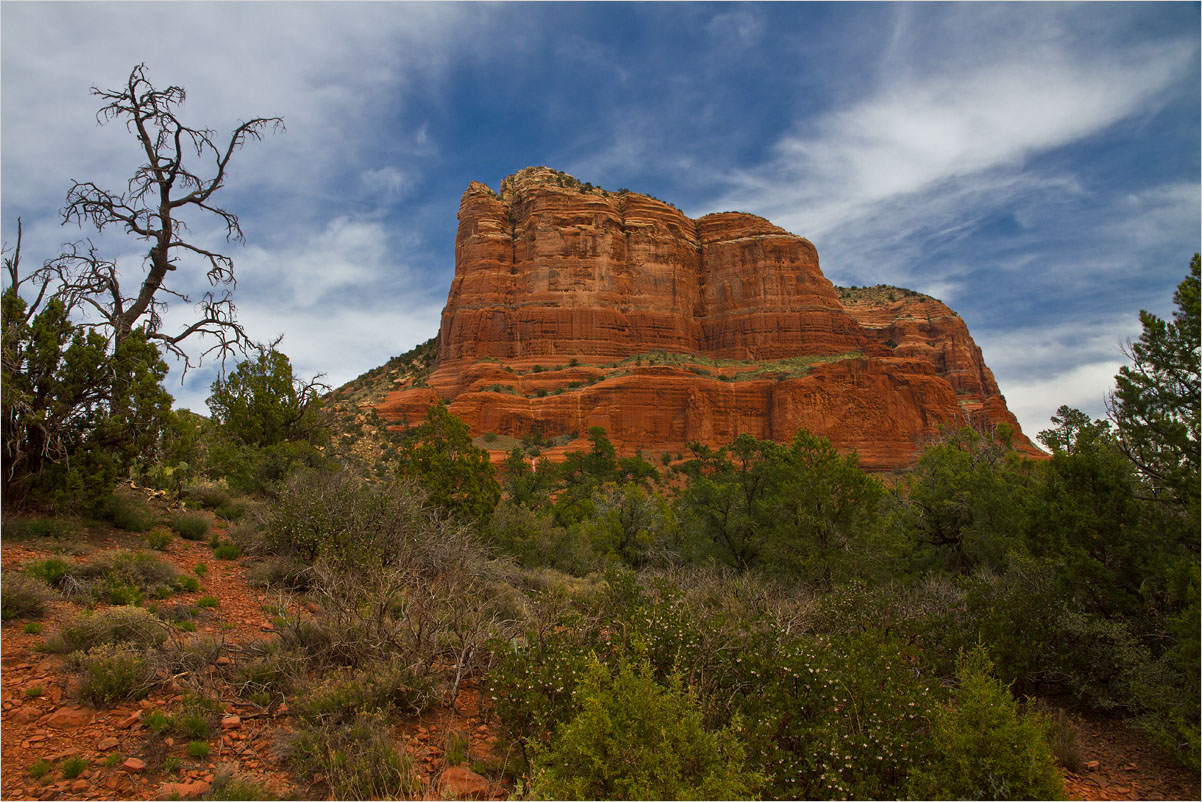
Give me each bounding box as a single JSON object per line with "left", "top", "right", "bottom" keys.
{"left": 2, "top": 66, "right": 1196, "bottom": 798}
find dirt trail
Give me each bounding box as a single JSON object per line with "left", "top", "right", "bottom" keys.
{"left": 1060, "top": 710, "right": 1199, "bottom": 801}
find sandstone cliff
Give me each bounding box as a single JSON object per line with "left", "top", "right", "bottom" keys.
{"left": 375, "top": 167, "right": 1039, "bottom": 471}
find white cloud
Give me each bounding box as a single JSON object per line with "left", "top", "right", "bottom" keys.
{"left": 717, "top": 38, "right": 1191, "bottom": 243}
{"left": 999, "top": 360, "right": 1126, "bottom": 442}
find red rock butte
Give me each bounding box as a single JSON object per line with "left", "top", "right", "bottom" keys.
{"left": 376, "top": 166, "right": 1040, "bottom": 471}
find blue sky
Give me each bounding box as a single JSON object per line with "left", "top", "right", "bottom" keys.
{"left": 2, "top": 1, "right": 1198, "bottom": 441}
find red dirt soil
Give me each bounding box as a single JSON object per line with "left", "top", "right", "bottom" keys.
{"left": 1, "top": 496, "right": 513, "bottom": 801}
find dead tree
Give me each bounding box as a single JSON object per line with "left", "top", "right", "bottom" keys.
{"left": 43, "top": 62, "right": 284, "bottom": 371}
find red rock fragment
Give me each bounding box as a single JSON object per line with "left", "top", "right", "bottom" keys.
{"left": 11, "top": 704, "right": 42, "bottom": 723}
{"left": 159, "top": 780, "right": 211, "bottom": 799}
{"left": 441, "top": 766, "right": 491, "bottom": 800}
{"left": 42, "top": 706, "right": 93, "bottom": 728}
{"left": 122, "top": 757, "right": 146, "bottom": 773}
{"left": 97, "top": 736, "right": 119, "bottom": 751}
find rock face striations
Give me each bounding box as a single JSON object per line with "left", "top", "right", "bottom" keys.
{"left": 375, "top": 167, "right": 1039, "bottom": 471}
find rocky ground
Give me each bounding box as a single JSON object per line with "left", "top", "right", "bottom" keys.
{"left": 1, "top": 499, "right": 511, "bottom": 801}
{"left": 2, "top": 493, "right": 1198, "bottom": 801}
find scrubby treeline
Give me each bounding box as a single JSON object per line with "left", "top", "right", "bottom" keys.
{"left": 3, "top": 259, "right": 1196, "bottom": 800}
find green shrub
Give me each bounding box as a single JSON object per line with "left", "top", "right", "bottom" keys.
{"left": 204, "top": 766, "right": 276, "bottom": 800}
{"left": 24, "top": 685, "right": 44, "bottom": 698}
{"left": 2, "top": 571, "right": 56, "bottom": 619}
{"left": 170, "top": 513, "right": 210, "bottom": 541}
{"left": 1043, "top": 707, "right": 1085, "bottom": 774}
{"left": 194, "top": 563, "right": 208, "bottom": 577}
{"left": 227, "top": 520, "right": 268, "bottom": 555}
{"left": 145, "top": 709, "right": 173, "bottom": 733}
{"left": 23, "top": 622, "right": 43, "bottom": 634}
{"left": 69, "top": 644, "right": 155, "bottom": 704}
{"left": 46, "top": 605, "right": 167, "bottom": 653}
{"left": 531, "top": 657, "right": 761, "bottom": 800}
{"left": 445, "top": 730, "right": 469, "bottom": 766}
{"left": 196, "top": 595, "right": 219, "bottom": 608}
{"left": 177, "top": 575, "right": 201, "bottom": 592}
{"left": 245, "top": 556, "right": 311, "bottom": 591}
{"left": 3, "top": 517, "right": 75, "bottom": 539}
{"left": 186, "top": 483, "right": 231, "bottom": 510}
{"left": 22, "top": 558, "right": 72, "bottom": 588}
{"left": 235, "top": 643, "right": 298, "bottom": 700}
{"left": 60, "top": 756, "right": 88, "bottom": 779}
{"left": 144, "top": 530, "right": 173, "bottom": 550}
{"left": 29, "top": 758, "right": 51, "bottom": 780}
{"left": 105, "top": 493, "right": 157, "bottom": 532}
{"left": 285, "top": 712, "right": 422, "bottom": 800}
{"left": 187, "top": 741, "right": 210, "bottom": 759}
{"left": 174, "top": 695, "right": 221, "bottom": 740}
{"left": 75, "top": 549, "right": 179, "bottom": 601}
{"left": 907, "top": 646, "right": 1064, "bottom": 800}
{"left": 214, "top": 501, "right": 247, "bottom": 522}
{"left": 163, "top": 756, "right": 181, "bottom": 774}
{"left": 159, "top": 635, "right": 224, "bottom": 676}
{"left": 294, "top": 658, "right": 436, "bottom": 725}
{"left": 213, "top": 542, "right": 241, "bottom": 560}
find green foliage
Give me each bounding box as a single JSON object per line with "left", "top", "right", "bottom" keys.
{"left": 186, "top": 483, "right": 232, "bottom": 510}
{"left": 173, "top": 695, "right": 221, "bottom": 740}
{"left": 69, "top": 643, "right": 155, "bottom": 704}
{"left": 170, "top": 513, "right": 210, "bottom": 541}
{"left": 1, "top": 284, "right": 172, "bottom": 512}
{"left": 395, "top": 402, "right": 501, "bottom": 522}
{"left": 489, "top": 620, "right": 595, "bottom": 745}
{"left": 445, "top": 730, "right": 469, "bottom": 766}
{"left": 23, "top": 622, "right": 43, "bottom": 634}
{"left": 285, "top": 711, "right": 423, "bottom": 800}
{"left": 22, "top": 557, "right": 71, "bottom": 587}
{"left": 29, "top": 758, "right": 52, "bottom": 780}
{"left": 2, "top": 517, "right": 75, "bottom": 539}
{"left": 143, "top": 530, "right": 172, "bottom": 551}
{"left": 105, "top": 492, "right": 158, "bottom": 532}
{"left": 187, "top": 741, "right": 210, "bottom": 759}
{"left": 714, "top": 627, "right": 938, "bottom": 800}
{"left": 205, "top": 347, "right": 331, "bottom": 494}
{"left": 531, "top": 657, "right": 761, "bottom": 801}
{"left": 213, "top": 542, "right": 241, "bottom": 560}
{"left": 1110, "top": 255, "right": 1200, "bottom": 510}
{"left": 1, "top": 570, "right": 56, "bottom": 619}
{"left": 61, "top": 548, "right": 182, "bottom": 604}
{"left": 145, "top": 709, "right": 172, "bottom": 734}
{"left": 573, "top": 483, "right": 673, "bottom": 567}
{"left": 899, "top": 426, "right": 1034, "bottom": 572}
{"left": 501, "top": 447, "right": 555, "bottom": 510}
{"left": 293, "top": 658, "right": 435, "bottom": 724}
{"left": 763, "top": 430, "right": 885, "bottom": 586}
{"left": 203, "top": 767, "right": 276, "bottom": 801}
{"left": 60, "top": 756, "right": 88, "bottom": 779}
{"left": 207, "top": 346, "right": 325, "bottom": 449}
{"left": 908, "top": 646, "right": 1064, "bottom": 800}
{"left": 487, "top": 504, "right": 595, "bottom": 574}
{"left": 46, "top": 605, "right": 167, "bottom": 653}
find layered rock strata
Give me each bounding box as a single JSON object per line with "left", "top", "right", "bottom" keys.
{"left": 376, "top": 167, "right": 1039, "bottom": 470}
